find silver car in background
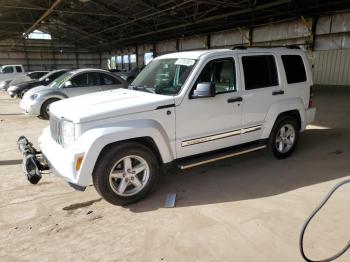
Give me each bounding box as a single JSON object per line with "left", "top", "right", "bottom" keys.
{"left": 20, "top": 68, "right": 127, "bottom": 119}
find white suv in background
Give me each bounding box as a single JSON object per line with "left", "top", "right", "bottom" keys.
{"left": 18, "top": 47, "right": 316, "bottom": 206}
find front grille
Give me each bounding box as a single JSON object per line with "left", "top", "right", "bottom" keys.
{"left": 50, "top": 114, "right": 63, "bottom": 145}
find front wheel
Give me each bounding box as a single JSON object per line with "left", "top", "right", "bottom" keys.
{"left": 40, "top": 98, "right": 60, "bottom": 120}
{"left": 268, "top": 117, "right": 299, "bottom": 159}
{"left": 92, "top": 142, "right": 159, "bottom": 206}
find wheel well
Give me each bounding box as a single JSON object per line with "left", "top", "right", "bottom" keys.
{"left": 276, "top": 110, "right": 301, "bottom": 130}
{"left": 41, "top": 97, "right": 60, "bottom": 110}
{"left": 99, "top": 137, "right": 163, "bottom": 164}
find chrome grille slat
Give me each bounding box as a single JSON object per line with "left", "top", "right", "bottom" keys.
{"left": 50, "top": 114, "right": 63, "bottom": 145}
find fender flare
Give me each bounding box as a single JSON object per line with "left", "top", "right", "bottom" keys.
{"left": 40, "top": 94, "right": 67, "bottom": 112}
{"left": 75, "top": 119, "right": 175, "bottom": 186}
{"left": 261, "top": 97, "right": 306, "bottom": 139}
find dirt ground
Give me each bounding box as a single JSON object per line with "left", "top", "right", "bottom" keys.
{"left": 0, "top": 86, "right": 349, "bottom": 262}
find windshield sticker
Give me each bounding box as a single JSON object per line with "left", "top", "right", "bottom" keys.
{"left": 175, "top": 58, "right": 196, "bottom": 66}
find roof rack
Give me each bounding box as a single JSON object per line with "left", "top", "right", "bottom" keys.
{"left": 232, "top": 45, "right": 247, "bottom": 50}
{"left": 232, "top": 45, "right": 300, "bottom": 50}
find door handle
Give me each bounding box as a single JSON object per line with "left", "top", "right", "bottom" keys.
{"left": 227, "top": 97, "right": 243, "bottom": 103}
{"left": 272, "top": 90, "right": 284, "bottom": 96}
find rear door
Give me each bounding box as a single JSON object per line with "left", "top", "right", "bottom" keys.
{"left": 238, "top": 53, "right": 283, "bottom": 143}
{"left": 87, "top": 72, "right": 104, "bottom": 92}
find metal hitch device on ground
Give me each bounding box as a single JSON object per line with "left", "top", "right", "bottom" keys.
{"left": 17, "top": 136, "right": 49, "bottom": 184}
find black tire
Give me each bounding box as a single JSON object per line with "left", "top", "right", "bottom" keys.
{"left": 92, "top": 142, "right": 160, "bottom": 206}
{"left": 268, "top": 116, "right": 299, "bottom": 159}
{"left": 40, "top": 98, "right": 60, "bottom": 120}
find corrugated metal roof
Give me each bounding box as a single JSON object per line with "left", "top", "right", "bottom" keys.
{"left": 1, "top": 0, "right": 349, "bottom": 51}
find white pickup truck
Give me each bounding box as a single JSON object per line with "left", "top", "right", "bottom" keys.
{"left": 18, "top": 47, "right": 316, "bottom": 205}
{"left": 0, "top": 64, "right": 25, "bottom": 89}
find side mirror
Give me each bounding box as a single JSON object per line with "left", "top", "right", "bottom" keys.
{"left": 191, "top": 82, "right": 216, "bottom": 99}
{"left": 45, "top": 78, "right": 50, "bottom": 82}
{"left": 64, "top": 80, "right": 72, "bottom": 88}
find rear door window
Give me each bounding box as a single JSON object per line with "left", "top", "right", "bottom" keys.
{"left": 101, "top": 73, "right": 120, "bottom": 85}
{"left": 281, "top": 55, "right": 307, "bottom": 84}
{"left": 87, "top": 72, "right": 102, "bottom": 86}
{"left": 15, "top": 66, "right": 23, "bottom": 73}
{"left": 242, "top": 55, "right": 278, "bottom": 90}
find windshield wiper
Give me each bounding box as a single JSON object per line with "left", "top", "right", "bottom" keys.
{"left": 129, "top": 85, "right": 154, "bottom": 93}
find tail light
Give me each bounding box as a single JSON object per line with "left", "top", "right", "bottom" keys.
{"left": 308, "top": 85, "right": 314, "bottom": 108}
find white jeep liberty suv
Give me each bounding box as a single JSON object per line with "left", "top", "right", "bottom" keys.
{"left": 18, "top": 47, "right": 316, "bottom": 205}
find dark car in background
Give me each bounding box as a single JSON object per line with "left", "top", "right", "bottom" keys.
{"left": 26, "top": 71, "right": 49, "bottom": 80}
{"left": 7, "top": 69, "right": 70, "bottom": 98}
{"left": 7, "top": 71, "right": 49, "bottom": 89}
{"left": 112, "top": 67, "right": 142, "bottom": 83}
{"left": 1, "top": 71, "right": 49, "bottom": 91}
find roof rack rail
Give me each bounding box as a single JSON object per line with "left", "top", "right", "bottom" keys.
{"left": 232, "top": 44, "right": 300, "bottom": 50}
{"left": 232, "top": 45, "right": 247, "bottom": 50}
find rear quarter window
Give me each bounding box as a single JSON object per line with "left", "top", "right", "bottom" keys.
{"left": 242, "top": 55, "right": 278, "bottom": 90}
{"left": 281, "top": 55, "right": 307, "bottom": 84}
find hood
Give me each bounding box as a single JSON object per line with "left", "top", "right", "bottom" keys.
{"left": 9, "top": 79, "right": 39, "bottom": 91}
{"left": 23, "top": 85, "right": 54, "bottom": 98}
{"left": 10, "top": 76, "right": 32, "bottom": 85}
{"left": 49, "top": 88, "right": 175, "bottom": 123}
{"left": 0, "top": 75, "right": 13, "bottom": 82}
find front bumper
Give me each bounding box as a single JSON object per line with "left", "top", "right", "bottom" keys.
{"left": 39, "top": 127, "right": 87, "bottom": 187}
{"left": 20, "top": 99, "right": 41, "bottom": 116}
{"left": 18, "top": 129, "right": 87, "bottom": 191}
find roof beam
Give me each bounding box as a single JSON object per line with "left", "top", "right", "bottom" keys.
{"left": 1, "top": 5, "right": 131, "bottom": 18}
{"left": 23, "top": 0, "right": 64, "bottom": 37}
{"left": 88, "top": 0, "right": 293, "bottom": 49}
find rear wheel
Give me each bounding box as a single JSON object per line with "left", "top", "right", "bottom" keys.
{"left": 92, "top": 142, "right": 159, "bottom": 206}
{"left": 268, "top": 116, "right": 299, "bottom": 159}
{"left": 40, "top": 98, "right": 60, "bottom": 120}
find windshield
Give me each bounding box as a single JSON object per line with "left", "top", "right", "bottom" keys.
{"left": 130, "top": 58, "right": 197, "bottom": 95}
{"left": 38, "top": 71, "right": 52, "bottom": 81}
{"left": 49, "top": 72, "right": 73, "bottom": 88}
{"left": 0, "top": 66, "right": 12, "bottom": 74}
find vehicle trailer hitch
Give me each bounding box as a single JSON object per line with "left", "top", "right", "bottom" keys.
{"left": 17, "top": 136, "right": 49, "bottom": 184}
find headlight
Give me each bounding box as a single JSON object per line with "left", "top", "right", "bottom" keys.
{"left": 62, "top": 120, "right": 76, "bottom": 147}
{"left": 29, "top": 94, "right": 38, "bottom": 100}
{"left": 8, "top": 85, "right": 17, "bottom": 91}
